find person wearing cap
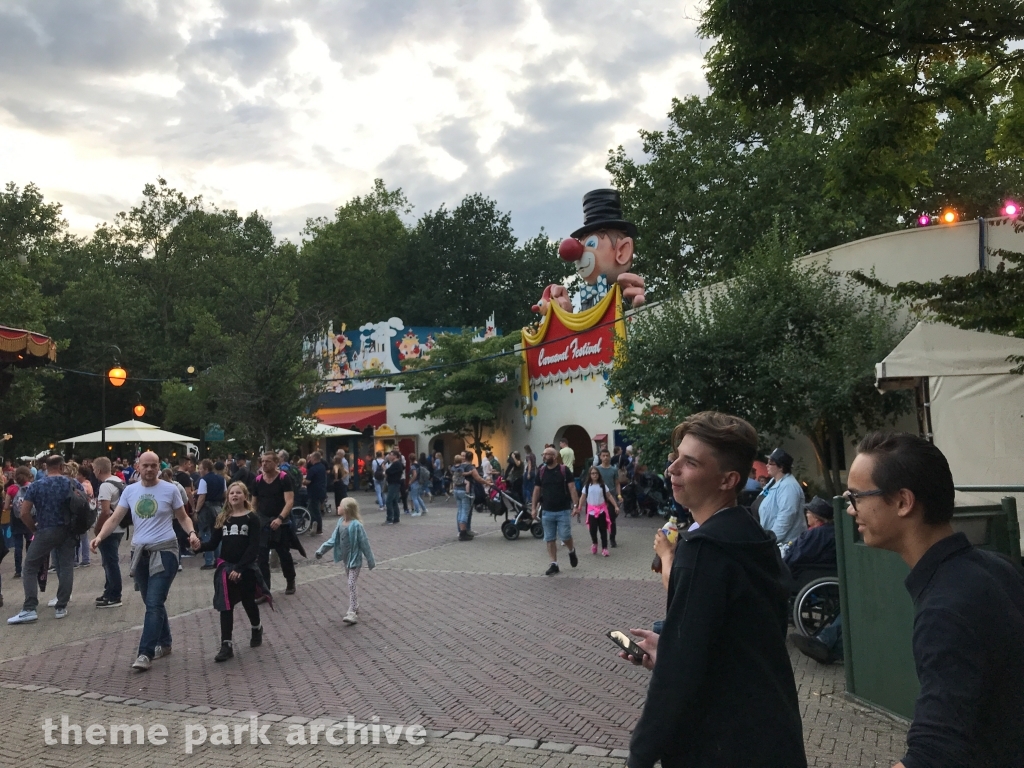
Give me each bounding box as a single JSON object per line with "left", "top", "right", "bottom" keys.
{"left": 756, "top": 447, "right": 807, "bottom": 553}
{"left": 783, "top": 496, "right": 837, "bottom": 584}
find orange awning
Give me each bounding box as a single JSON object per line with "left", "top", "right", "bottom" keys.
{"left": 314, "top": 406, "right": 386, "bottom": 432}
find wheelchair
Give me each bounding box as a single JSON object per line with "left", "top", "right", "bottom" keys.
{"left": 788, "top": 566, "right": 841, "bottom": 638}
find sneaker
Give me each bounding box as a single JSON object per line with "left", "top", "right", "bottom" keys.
{"left": 569, "top": 549, "right": 579, "bottom": 568}
{"left": 342, "top": 611, "right": 358, "bottom": 625}
{"left": 458, "top": 531, "right": 472, "bottom": 541}
{"left": 214, "top": 642, "right": 233, "bottom": 663}
{"left": 591, "top": 544, "right": 598, "bottom": 555}
{"left": 153, "top": 645, "right": 171, "bottom": 660}
{"left": 200, "top": 563, "right": 216, "bottom": 570}
{"left": 79, "top": 562, "right": 90, "bottom": 568}
{"left": 96, "top": 597, "right": 122, "bottom": 609}
{"left": 8, "top": 609, "right": 36, "bottom": 624}
{"left": 602, "top": 549, "right": 610, "bottom": 557}
{"left": 464, "top": 529, "right": 475, "bottom": 538}
{"left": 54, "top": 607, "right": 68, "bottom": 619}
{"left": 178, "top": 564, "right": 183, "bottom": 572}
{"left": 381, "top": 521, "right": 392, "bottom": 526}
{"left": 791, "top": 634, "right": 840, "bottom": 665}
{"left": 285, "top": 582, "right": 296, "bottom": 595}
{"left": 47, "top": 595, "right": 71, "bottom": 608}
{"left": 410, "top": 512, "right": 421, "bottom": 517}
{"left": 610, "top": 539, "right": 617, "bottom": 548}
{"left": 250, "top": 626, "right": 263, "bottom": 648}
{"left": 132, "top": 654, "right": 151, "bottom": 671}
{"left": 545, "top": 563, "right": 560, "bottom": 576}
{"left": 13, "top": 571, "right": 21, "bottom": 579}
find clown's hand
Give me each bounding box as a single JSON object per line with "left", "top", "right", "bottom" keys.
{"left": 532, "top": 284, "right": 572, "bottom": 314}
{"left": 617, "top": 273, "right": 646, "bottom": 307}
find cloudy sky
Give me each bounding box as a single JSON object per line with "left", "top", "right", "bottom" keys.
{"left": 0, "top": 0, "right": 708, "bottom": 243}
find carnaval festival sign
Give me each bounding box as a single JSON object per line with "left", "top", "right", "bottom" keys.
{"left": 307, "top": 314, "right": 498, "bottom": 392}
{"left": 523, "top": 286, "right": 620, "bottom": 384}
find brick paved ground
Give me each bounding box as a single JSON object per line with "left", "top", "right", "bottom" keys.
{"left": 0, "top": 492, "right": 909, "bottom": 766}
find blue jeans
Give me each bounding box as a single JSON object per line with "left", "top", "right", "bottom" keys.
{"left": 454, "top": 488, "right": 471, "bottom": 530}
{"left": 98, "top": 532, "right": 123, "bottom": 601}
{"left": 10, "top": 529, "right": 26, "bottom": 574}
{"left": 385, "top": 484, "right": 401, "bottom": 523}
{"left": 817, "top": 613, "right": 844, "bottom": 657}
{"left": 374, "top": 480, "right": 385, "bottom": 508}
{"left": 542, "top": 509, "right": 573, "bottom": 542}
{"left": 135, "top": 550, "right": 178, "bottom": 658}
{"left": 522, "top": 479, "right": 535, "bottom": 508}
{"left": 199, "top": 506, "right": 221, "bottom": 566}
{"left": 410, "top": 482, "right": 428, "bottom": 513}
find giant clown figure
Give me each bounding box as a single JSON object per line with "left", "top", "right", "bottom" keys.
{"left": 533, "top": 188, "right": 646, "bottom": 313}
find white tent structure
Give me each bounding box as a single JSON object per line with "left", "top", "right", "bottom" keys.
{"left": 876, "top": 322, "right": 1024, "bottom": 488}
{"left": 58, "top": 419, "right": 199, "bottom": 445}
{"left": 305, "top": 422, "right": 361, "bottom": 438}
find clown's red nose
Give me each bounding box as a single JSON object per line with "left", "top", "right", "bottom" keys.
{"left": 559, "top": 237, "right": 584, "bottom": 262}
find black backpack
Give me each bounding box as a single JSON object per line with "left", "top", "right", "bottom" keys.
{"left": 63, "top": 479, "right": 96, "bottom": 536}
{"left": 373, "top": 460, "right": 385, "bottom": 483}
{"left": 101, "top": 478, "right": 130, "bottom": 529}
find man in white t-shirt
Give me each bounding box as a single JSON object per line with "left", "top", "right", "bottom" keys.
{"left": 91, "top": 451, "right": 196, "bottom": 672}
{"left": 93, "top": 457, "right": 125, "bottom": 608}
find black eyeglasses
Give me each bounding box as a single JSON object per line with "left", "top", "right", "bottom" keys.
{"left": 843, "top": 489, "right": 885, "bottom": 511}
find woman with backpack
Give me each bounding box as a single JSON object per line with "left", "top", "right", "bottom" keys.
{"left": 409, "top": 460, "right": 430, "bottom": 517}
{"left": 3, "top": 466, "right": 33, "bottom": 580}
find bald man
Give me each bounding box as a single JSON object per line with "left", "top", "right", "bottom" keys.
{"left": 92, "top": 451, "right": 196, "bottom": 672}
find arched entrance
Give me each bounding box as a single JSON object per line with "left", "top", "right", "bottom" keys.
{"left": 431, "top": 433, "right": 466, "bottom": 466}
{"left": 555, "top": 424, "right": 593, "bottom": 477}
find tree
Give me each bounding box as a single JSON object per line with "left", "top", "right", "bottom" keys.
{"left": 608, "top": 94, "right": 1024, "bottom": 290}
{"left": 607, "top": 227, "right": 911, "bottom": 494}
{"left": 699, "top": 0, "right": 1024, "bottom": 206}
{"left": 391, "top": 194, "right": 573, "bottom": 331}
{"left": 299, "top": 179, "right": 411, "bottom": 331}
{"left": 396, "top": 332, "right": 520, "bottom": 464}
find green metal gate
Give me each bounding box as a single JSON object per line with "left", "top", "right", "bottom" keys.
{"left": 834, "top": 488, "right": 1022, "bottom": 719}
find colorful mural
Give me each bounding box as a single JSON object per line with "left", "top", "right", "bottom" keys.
{"left": 308, "top": 314, "right": 498, "bottom": 391}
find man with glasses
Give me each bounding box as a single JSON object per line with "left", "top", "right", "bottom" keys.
{"left": 845, "top": 432, "right": 1024, "bottom": 768}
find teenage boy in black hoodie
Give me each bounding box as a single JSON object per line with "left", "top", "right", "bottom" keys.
{"left": 625, "top": 411, "right": 806, "bottom": 768}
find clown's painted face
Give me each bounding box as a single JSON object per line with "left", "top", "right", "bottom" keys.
{"left": 574, "top": 230, "right": 634, "bottom": 285}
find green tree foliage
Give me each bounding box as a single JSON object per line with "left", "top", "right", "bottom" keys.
{"left": 608, "top": 228, "right": 911, "bottom": 494}
{"left": 396, "top": 332, "right": 519, "bottom": 464}
{"left": 608, "top": 95, "right": 1024, "bottom": 289}
{"left": 299, "top": 180, "right": 411, "bottom": 332}
{"left": 699, "top": 0, "right": 1024, "bottom": 208}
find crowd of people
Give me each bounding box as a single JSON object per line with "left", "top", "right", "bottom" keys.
{"left": 2, "top": 419, "right": 1022, "bottom": 768}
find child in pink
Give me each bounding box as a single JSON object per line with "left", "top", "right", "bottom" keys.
{"left": 577, "top": 466, "right": 619, "bottom": 556}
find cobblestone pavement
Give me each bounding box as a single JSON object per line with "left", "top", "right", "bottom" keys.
{"left": 0, "top": 493, "right": 909, "bottom": 766}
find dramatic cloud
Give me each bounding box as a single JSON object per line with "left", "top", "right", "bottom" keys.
{"left": 0, "top": 0, "right": 708, "bottom": 241}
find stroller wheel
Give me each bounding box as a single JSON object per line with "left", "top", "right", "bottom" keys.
{"left": 501, "top": 521, "right": 520, "bottom": 540}
{"left": 530, "top": 520, "right": 544, "bottom": 539}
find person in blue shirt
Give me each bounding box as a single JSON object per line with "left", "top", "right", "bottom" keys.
{"left": 303, "top": 451, "right": 328, "bottom": 535}
{"left": 757, "top": 448, "right": 807, "bottom": 553}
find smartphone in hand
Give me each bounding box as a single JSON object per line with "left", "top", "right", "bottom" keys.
{"left": 607, "top": 630, "right": 647, "bottom": 661}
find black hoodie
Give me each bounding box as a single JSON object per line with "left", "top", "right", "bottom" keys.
{"left": 628, "top": 506, "right": 806, "bottom": 768}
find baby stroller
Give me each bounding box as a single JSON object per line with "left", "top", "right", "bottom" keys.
{"left": 485, "top": 477, "right": 543, "bottom": 541}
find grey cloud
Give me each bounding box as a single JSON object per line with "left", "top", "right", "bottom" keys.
{"left": 0, "top": 0, "right": 706, "bottom": 242}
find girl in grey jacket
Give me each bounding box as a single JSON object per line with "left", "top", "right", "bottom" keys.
{"left": 315, "top": 498, "right": 375, "bottom": 624}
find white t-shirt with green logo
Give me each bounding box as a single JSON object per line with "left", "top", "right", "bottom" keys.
{"left": 119, "top": 479, "right": 185, "bottom": 546}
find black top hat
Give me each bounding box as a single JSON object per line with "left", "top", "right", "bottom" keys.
{"left": 571, "top": 189, "right": 637, "bottom": 240}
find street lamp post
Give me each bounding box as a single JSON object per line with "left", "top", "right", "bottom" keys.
{"left": 101, "top": 346, "right": 126, "bottom": 453}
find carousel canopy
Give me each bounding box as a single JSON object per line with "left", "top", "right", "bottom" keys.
{"left": 58, "top": 419, "right": 199, "bottom": 445}
{"left": 0, "top": 325, "right": 57, "bottom": 367}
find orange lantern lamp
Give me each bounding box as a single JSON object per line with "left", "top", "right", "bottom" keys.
{"left": 108, "top": 366, "right": 127, "bottom": 387}
{"left": 133, "top": 404, "right": 146, "bottom": 418}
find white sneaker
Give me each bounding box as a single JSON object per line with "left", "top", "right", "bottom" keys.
{"left": 7, "top": 610, "right": 37, "bottom": 625}
{"left": 132, "top": 655, "right": 151, "bottom": 671}
{"left": 54, "top": 607, "right": 68, "bottom": 619}
{"left": 47, "top": 595, "right": 71, "bottom": 608}
{"left": 153, "top": 645, "right": 171, "bottom": 660}
{"left": 342, "top": 611, "right": 358, "bottom": 625}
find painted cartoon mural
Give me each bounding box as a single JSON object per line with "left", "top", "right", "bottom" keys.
{"left": 308, "top": 314, "right": 498, "bottom": 391}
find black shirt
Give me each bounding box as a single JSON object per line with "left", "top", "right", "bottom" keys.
{"left": 902, "top": 532, "right": 1024, "bottom": 768}
{"left": 174, "top": 470, "right": 193, "bottom": 490}
{"left": 384, "top": 460, "right": 404, "bottom": 485}
{"left": 254, "top": 471, "right": 294, "bottom": 522}
{"left": 538, "top": 463, "right": 573, "bottom": 511}
{"left": 200, "top": 511, "right": 260, "bottom": 569}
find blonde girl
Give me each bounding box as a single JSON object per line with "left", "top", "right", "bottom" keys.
{"left": 315, "top": 497, "right": 375, "bottom": 625}
{"left": 194, "top": 481, "right": 270, "bottom": 662}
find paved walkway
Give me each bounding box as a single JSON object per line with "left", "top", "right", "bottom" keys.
{"left": 0, "top": 494, "right": 908, "bottom": 766}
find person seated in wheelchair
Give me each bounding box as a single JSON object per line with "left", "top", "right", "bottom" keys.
{"left": 783, "top": 496, "right": 837, "bottom": 590}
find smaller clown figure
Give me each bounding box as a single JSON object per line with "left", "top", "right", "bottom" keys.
{"left": 396, "top": 330, "right": 422, "bottom": 361}
{"left": 533, "top": 188, "right": 646, "bottom": 313}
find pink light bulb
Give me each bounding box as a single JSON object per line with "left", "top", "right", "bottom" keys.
{"left": 918, "top": 214, "right": 931, "bottom": 226}
{"left": 1005, "top": 202, "right": 1019, "bottom": 216}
